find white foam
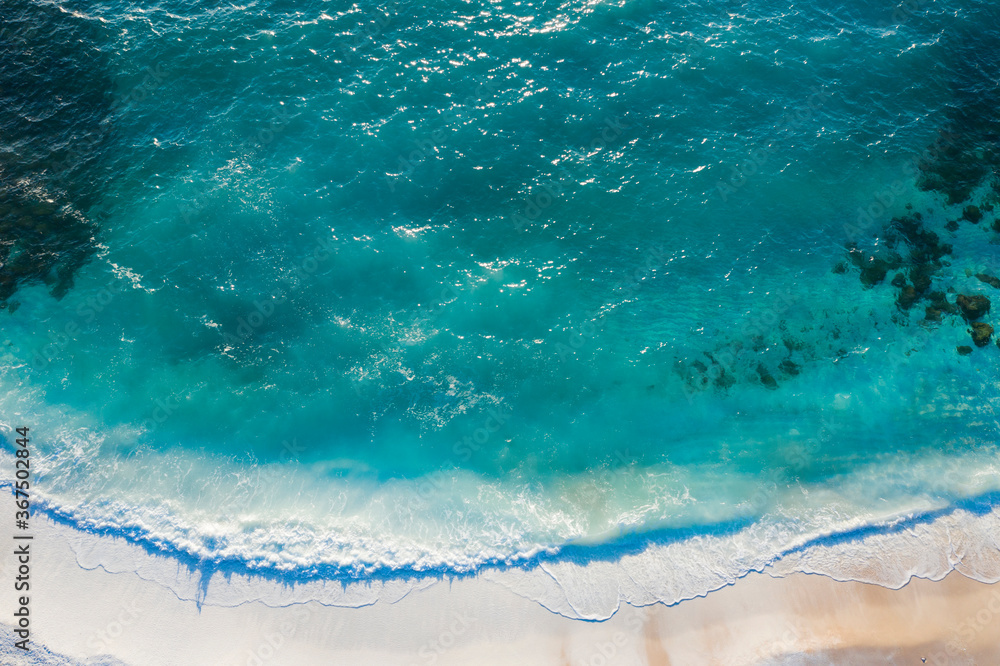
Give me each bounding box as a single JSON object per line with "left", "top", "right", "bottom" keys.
{"left": 487, "top": 501, "right": 1000, "bottom": 620}
{"left": 22, "top": 488, "right": 1000, "bottom": 628}
{"left": 6, "top": 439, "right": 997, "bottom": 623}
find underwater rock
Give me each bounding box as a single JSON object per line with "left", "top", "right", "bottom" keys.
{"left": 832, "top": 262, "right": 847, "bottom": 274}
{"left": 778, "top": 358, "right": 800, "bottom": 376}
{"left": 756, "top": 364, "right": 778, "bottom": 390}
{"left": 975, "top": 273, "right": 1000, "bottom": 289}
{"left": 896, "top": 285, "right": 919, "bottom": 310}
{"left": 675, "top": 360, "right": 708, "bottom": 393}
{"left": 963, "top": 205, "right": 982, "bottom": 223}
{"left": 891, "top": 273, "right": 907, "bottom": 288}
{"left": 926, "top": 291, "right": 958, "bottom": 317}
{"left": 891, "top": 215, "right": 950, "bottom": 263}
{"left": 924, "top": 306, "right": 942, "bottom": 322}
{"left": 700, "top": 353, "right": 737, "bottom": 391}
{"left": 861, "top": 263, "right": 888, "bottom": 287}
{"left": 970, "top": 322, "right": 994, "bottom": 347}
{"left": 860, "top": 257, "right": 889, "bottom": 287}
{"left": 713, "top": 369, "right": 736, "bottom": 390}
{"left": 956, "top": 294, "right": 991, "bottom": 321}
{"left": 917, "top": 129, "right": 991, "bottom": 206}
{"left": 910, "top": 263, "right": 937, "bottom": 293}
{"left": 946, "top": 220, "right": 960, "bottom": 232}
{"left": 782, "top": 337, "right": 805, "bottom": 352}
{"left": 957, "top": 345, "right": 973, "bottom": 356}
{"left": 846, "top": 245, "right": 899, "bottom": 288}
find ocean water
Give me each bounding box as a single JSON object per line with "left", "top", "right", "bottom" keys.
{"left": 3, "top": 0, "right": 1000, "bottom": 616}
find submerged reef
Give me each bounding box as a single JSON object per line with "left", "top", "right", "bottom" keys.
{"left": 0, "top": 2, "right": 112, "bottom": 305}
{"left": 677, "top": 95, "right": 1000, "bottom": 396}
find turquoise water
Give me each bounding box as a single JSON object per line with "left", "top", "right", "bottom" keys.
{"left": 2, "top": 0, "right": 1000, "bottom": 590}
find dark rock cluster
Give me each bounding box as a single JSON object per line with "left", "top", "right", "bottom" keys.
{"left": 842, "top": 212, "right": 963, "bottom": 320}
{"left": 676, "top": 41, "right": 1000, "bottom": 396}
{"left": 0, "top": 194, "right": 96, "bottom": 303}
{"left": 970, "top": 322, "right": 993, "bottom": 347}
{"left": 839, "top": 212, "right": 999, "bottom": 354}
{"left": 957, "top": 294, "right": 991, "bottom": 322}
{"left": 0, "top": 3, "right": 111, "bottom": 307}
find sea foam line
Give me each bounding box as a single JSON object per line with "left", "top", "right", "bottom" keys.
{"left": 6, "top": 482, "right": 1000, "bottom": 621}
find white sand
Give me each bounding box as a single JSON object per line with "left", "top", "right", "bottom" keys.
{"left": 3, "top": 514, "right": 1000, "bottom": 665}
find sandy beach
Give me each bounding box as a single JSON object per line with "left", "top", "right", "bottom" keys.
{"left": 2, "top": 514, "right": 998, "bottom": 665}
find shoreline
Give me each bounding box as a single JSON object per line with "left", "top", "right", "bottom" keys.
{"left": 4, "top": 514, "right": 1000, "bottom": 665}
{"left": 16, "top": 482, "right": 1000, "bottom": 600}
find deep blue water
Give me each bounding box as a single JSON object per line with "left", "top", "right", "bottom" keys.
{"left": 1, "top": 0, "right": 1000, "bottom": 589}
